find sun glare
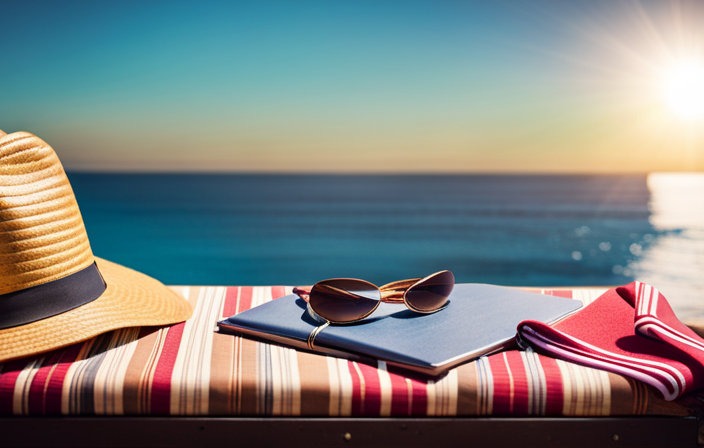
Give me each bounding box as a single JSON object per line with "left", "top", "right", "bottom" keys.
{"left": 664, "top": 62, "right": 704, "bottom": 120}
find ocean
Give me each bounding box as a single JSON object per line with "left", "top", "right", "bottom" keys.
{"left": 67, "top": 173, "right": 704, "bottom": 321}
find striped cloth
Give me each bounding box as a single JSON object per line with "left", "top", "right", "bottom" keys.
{"left": 0, "top": 286, "right": 695, "bottom": 417}
{"left": 518, "top": 282, "right": 704, "bottom": 401}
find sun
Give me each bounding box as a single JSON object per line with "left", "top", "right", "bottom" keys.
{"left": 664, "top": 62, "right": 704, "bottom": 120}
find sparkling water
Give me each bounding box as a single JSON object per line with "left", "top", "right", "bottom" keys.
{"left": 68, "top": 173, "right": 704, "bottom": 321}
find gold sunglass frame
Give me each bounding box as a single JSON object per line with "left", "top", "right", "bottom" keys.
{"left": 293, "top": 270, "right": 454, "bottom": 349}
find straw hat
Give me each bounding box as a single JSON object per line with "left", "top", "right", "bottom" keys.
{"left": 0, "top": 129, "right": 193, "bottom": 362}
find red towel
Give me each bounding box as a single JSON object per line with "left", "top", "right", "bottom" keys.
{"left": 518, "top": 282, "right": 704, "bottom": 401}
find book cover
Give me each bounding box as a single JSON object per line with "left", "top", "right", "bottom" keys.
{"left": 217, "top": 283, "right": 582, "bottom": 376}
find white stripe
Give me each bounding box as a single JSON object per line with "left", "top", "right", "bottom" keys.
{"left": 637, "top": 282, "right": 645, "bottom": 315}
{"left": 638, "top": 319, "right": 704, "bottom": 352}
{"left": 522, "top": 331, "right": 680, "bottom": 400}
{"left": 525, "top": 327, "right": 684, "bottom": 391}
{"left": 337, "top": 359, "right": 354, "bottom": 416}
{"left": 377, "top": 361, "right": 393, "bottom": 417}
{"left": 643, "top": 284, "right": 653, "bottom": 315}
{"left": 502, "top": 352, "right": 515, "bottom": 413}
{"left": 522, "top": 325, "right": 685, "bottom": 388}
{"left": 649, "top": 286, "right": 659, "bottom": 317}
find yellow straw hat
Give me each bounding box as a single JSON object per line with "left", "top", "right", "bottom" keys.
{"left": 0, "top": 129, "right": 193, "bottom": 362}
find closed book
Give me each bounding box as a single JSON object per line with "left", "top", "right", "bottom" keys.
{"left": 217, "top": 283, "right": 582, "bottom": 376}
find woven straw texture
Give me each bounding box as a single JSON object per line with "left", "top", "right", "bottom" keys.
{"left": 0, "top": 130, "right": 193, "bottom": 362}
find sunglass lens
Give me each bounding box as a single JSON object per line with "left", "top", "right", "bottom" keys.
{"left": 405, "top": 270, "right": 454, "bottom": 312}
{"left": 310, "top": 279, "right": 381, "bottom": 323}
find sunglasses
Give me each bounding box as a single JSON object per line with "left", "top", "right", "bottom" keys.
{"left": 292, "top": 270, "right": 455, "bottom": 325}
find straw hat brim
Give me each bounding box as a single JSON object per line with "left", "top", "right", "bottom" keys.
{"left": 0, "top": 257, "right": 193, "bottom": 363}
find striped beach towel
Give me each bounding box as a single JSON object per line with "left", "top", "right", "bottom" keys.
{"left": 0, "top": 285, "right": 694, "bottom": 417}
{"left": 519, "top": 282, "right": 704, "bottom": 401}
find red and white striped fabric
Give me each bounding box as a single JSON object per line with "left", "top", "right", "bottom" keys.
{"left": 518, "top": 282, "right": 704, "bottom": 401}
{"left": 3, "top": 285, "right": 689, "bottom": 417}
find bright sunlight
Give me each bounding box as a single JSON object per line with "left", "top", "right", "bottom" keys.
{"left": 664, "top": 62, "right": 704, "bottom": 120}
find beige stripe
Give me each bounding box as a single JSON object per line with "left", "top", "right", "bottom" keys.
{"left": 269, "top": 345, "right": 284, "bottom": 415}
{"left": 598, "top": 369, "right": 611, "bottom": 415}
{"left": 208, "top": 332, "right": 235, "bottom": 415}
{"left": 557, "top": 361, "right": 612, "bottom": 416}
{"left": 269, "top": 345, "right": 302, "bottom": 416}
{"left": 13, "top": 357, "right": 43, "bottom": 415}
{"left": 572, "top": 288, "right": 607, "bottom": 308}
{"left": 427, "top": 367, "right": 459, "bottom": 416}
{"left": 296, "top": 351, "right": 330, "bottom": 416}
{"left": 234, "top": 336, "right": 242, "bottom": 414}
{"left": 608, "top": 372, "right": 634, "bottom": 415}
{"left": 210, "top": 287, "right": 239, "bottom": 415}
{"left": 376, "top": 361, "right": 393, "bottom": 417}
{"left": 326, "top": 357, "right": 356, "bottom": 416}
{"left": 445, "top": 368, "right": 459, "bottom": 416}
{"left": 556, "top": 359, "right": 574, "bottom": 415}
{"left": 426, "top": 378, "right": 436, "bottom": 416}
{"left": 455, "top": 362, "right": 478, "bottom": 416}
{"left": 170, "top": 286, "right": 194, "bottom": 307}
{"left": 287, "top": 349, "right": 301, "bottom": 416}
{"left": 477, "top": 358, "right": 493, "bottom": 416}
{"left": 326, "top": 357, "right": 341, "bottom": 416}
{"left": 122, "top": 328, "right": 162, "bottom": 415}
{"left": 583, "top": 366, "right": 596, "bottom": 414}
{"left": 589, "top": 368, "right": 601, "bottom": 415}
{"left": 563, "top": 361, "right": 586, "bottom": 416}
{"left": 573, "top": 364, "right": 587, "bottom": 415}
{"left": 170, "top": 286, "right": 227, "bottom": 415}
{"left": 251, "top": 286, "right": 273, "bottom": 308}
{"left": 93, "top": 328, "right": 140, "bottom": 415}
{"left": 238, "top": 338, "right": 259, "bottom": 415}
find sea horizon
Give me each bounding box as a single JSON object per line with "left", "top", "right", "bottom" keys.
{"left": 67, "top": 171, "right": 704, "bottom": 323}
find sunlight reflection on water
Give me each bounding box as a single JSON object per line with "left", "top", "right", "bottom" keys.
{"left": 632, "top": 173, "right": 704, "bottom": 322}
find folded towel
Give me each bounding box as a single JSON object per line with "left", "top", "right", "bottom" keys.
{"left": 518, "top": 282, "right": 704, "bottom": 401}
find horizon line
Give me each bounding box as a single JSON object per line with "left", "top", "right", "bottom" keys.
{"left": 64, "top": 169, "right": 704, "bottom": 176}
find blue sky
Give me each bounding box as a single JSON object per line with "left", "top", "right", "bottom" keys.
{"left": 1, "top": 1, "right": 703, "bottom": 172}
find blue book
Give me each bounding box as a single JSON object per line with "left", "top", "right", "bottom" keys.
{"left": 217, "top": 284, "right": 582, "bottom": 376}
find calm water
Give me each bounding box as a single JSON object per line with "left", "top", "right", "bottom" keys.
{"left": 68, "top": 173, "right": 704, "bottom": 321}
